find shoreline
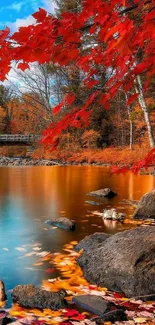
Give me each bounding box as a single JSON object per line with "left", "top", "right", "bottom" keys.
{"left": 0, "top": 156, "right": 154, "bottom": 175}
{"left": 0, "top": 156, "right": 62, "bottom": 166}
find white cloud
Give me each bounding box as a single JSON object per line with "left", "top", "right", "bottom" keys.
{"left": 41, "top": 0, "right": 57, "bottom": 14}
{"left": 0, "top": 0, "right": 57, "bottom": 31}
{"left": 5, "top": 15, "right": 36, "bottom": 31}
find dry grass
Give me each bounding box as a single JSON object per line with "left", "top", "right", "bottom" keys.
{"left": 33, "top": 142, "right": 150, "bottom": 167}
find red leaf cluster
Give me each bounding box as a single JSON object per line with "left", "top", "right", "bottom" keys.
{"left": 0, "top": 1, "right": 154, "bottom": 170}
{"left": 53, "top": 94, "right": 76, "bottom": 115}
{"left": 111, "top": 148, "right": 155, "bottom": 174}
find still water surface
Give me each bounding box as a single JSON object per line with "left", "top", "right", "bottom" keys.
{"left": 0, "top": 166, "right": 154, "bottom": 305}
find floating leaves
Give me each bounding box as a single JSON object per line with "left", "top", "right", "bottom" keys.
{"left": 1, "top": 240, "right": 155, "bottom": 325}
{"left": 15, "top": 247, "right": 27, "bottom": 252}
{"left": 2, "top": 248, "right": 9, "bottom": 251}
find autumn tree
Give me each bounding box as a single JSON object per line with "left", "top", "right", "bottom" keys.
{"left": 8, "top": 63, "right": 56, "bottom": 123}
{"left": 82, "top": 129, "right": 101, "bottom": 149}
{"left": 55, "top": 0, "right": 81, "bottom": 15}
{"left": 0, "top": 85, "right": 15, "bottom": 133}
{"left": 0, "top": 0, "right": 154, "bottom": 170}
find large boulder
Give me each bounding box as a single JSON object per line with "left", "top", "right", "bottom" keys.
{"left": 133, "top": 190, "right": 155, "bottom": 219}
{"left": 87, "top": 188, "right": 117, "bottom": 198}
{"left": 12, "top": 285, "right": 67, "bottom": 310}
{"left": 75, "top": 232, "right": 110, "bottom": 252}
{"left": 78, "top": 226, "right": 155, "bottom": 298}
{"left": 72, "top": 295, "right": 127, "bottom": 321}
{"left": 45, "top": 217, "right": 75, "bottom": 231}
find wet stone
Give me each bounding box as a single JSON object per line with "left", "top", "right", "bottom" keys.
{"left": 0, "top": 281, "right": 7, "bottom": 302}
{"left": 12, "top": 285, "right": 67, "bottom": 310}
{"left": 45, "top": 217, "right": 75, "bottom": 231}
{"left": 75, "top": 232, "right": 110, "bottom": 252}
{"left": 78, "top": 226, "right": 155, "bottom": 298}
{"left": 72, "top": 295, "right": 127, "bottom": 322}
{"left": 87, "top": 188, "right": 117, "bottom": 199}
{"left": 133, "top": 190, "right": 155, "bottom": 220}
{"left": 85, "top": 201, "right": 101, "bottom": 206}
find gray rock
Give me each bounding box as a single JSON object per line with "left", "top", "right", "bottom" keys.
{"left": 95, "top": 310, "right": 127, "bottom": 324}
{"left": 12, "top": 285, "right": 67, "bottom": 310}
{"left": 133, "top": 190, "right": 155, "bottom": 219}
{"left": 87, "top": 188, "right": 117, "bottom": 198}
{"left": 45, "top": 217, "right": 75, "bottom": 231}
{"left": 75, "top": 232, "right": 110, "bottom": 252}
{"left": 0, "top": 317, "right": 11, "bottom": 325}
{"left": 0, "top": 157, "right": 62, "bottom": 166}
{"left": 72, "top": 295, "right": 126, "bottom": 321}
{"left": 78, "top": 226, "right": 155, "bottom": 298}
{"left": 0, "top": 281, "right": 7, "bottom": 301}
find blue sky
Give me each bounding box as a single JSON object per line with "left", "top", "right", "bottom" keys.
{"left": 0, "top": 0, "right": 56, "bottom": 31}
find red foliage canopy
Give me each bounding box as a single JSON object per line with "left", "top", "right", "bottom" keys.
{"left": 0, "top": 0, "right": 154, "bottom": 171}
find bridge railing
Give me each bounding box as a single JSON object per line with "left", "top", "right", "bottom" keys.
{"left": 0, "top": 134, "right": 41, "bottom": 142}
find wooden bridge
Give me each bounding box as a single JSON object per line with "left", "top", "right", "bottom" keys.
{"left": 0, "top": 134, "right": 41, "bottom": 146}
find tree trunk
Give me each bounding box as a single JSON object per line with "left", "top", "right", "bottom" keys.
{"left": 135, "top": 75, "right": 154, "bottom": 148}
{"left": 129, "top": 119, "right": 133, "bottom": 150}
{"left": 125, "top": 93, "right": 133, "bottom": 150}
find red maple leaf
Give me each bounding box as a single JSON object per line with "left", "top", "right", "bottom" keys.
{"left": 17, "top": 62, "right": 29, "bottom": 71}
{"left": 32, "top": 8, "right": 47, "bottom": 22}
{"left": 126, "top": 93, "right": 139, "bottom": 106}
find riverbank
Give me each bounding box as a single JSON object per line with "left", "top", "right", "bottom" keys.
{"left": 32, "top": 144, "right": 155, "bottom": 174}
{"left": 33, "top": 144, "right": 152, "bottom": 166}
{"left": 0, "top": 156, "right": 62, "bottom": 166}
{"left": 0, "top": 154, "right": 154, "bottom": 175}
{"left": 0, "top": 155, "right": 112, "bottom": 167}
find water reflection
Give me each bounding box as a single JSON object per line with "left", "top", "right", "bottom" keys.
{"left": 0, "top": 166, "right": 154, "bottom": 305}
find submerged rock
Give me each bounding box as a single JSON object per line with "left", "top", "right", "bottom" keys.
{"left": 12, "top": 285, "right": 67, "bottom": 310}
{"left": 133, "top": 190, "right": 155, "bottom": 219}
{"left": 85, "top": 201, "right": 101, "bottom": 206}
{"left": 123, "top": 199, "right": 139, "bottom": 207}
{"left": 72, "top": 295, "right": 127, "bottom": 321}
{"left": 87, "top": 188, "right": 117, "bottom": 198}
{"left": 78, "top": 226, "right": 155, "bottom": 298}
{"left": 75, "top": 232, "right": 110, "bottom": 252}
{"left": 45, "top": 217, "right": 75, "bottom": 231}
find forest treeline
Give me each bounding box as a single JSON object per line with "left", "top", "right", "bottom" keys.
{"left": 0, "top": 0, "right": 154, "bottom": 162}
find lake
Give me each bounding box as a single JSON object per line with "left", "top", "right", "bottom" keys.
{"left": 0, "top": 166, "right": 154, "bottom": 306}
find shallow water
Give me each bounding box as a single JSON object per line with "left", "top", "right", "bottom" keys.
{"left": 0, "top": 166, "right": 154, "bottom": 305}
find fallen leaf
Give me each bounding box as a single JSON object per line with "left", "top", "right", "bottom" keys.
{"left": 134, "top": 317, "right": 147, "bottom": 323}
{"left": 15, "top": 247, "right": 27, "bottom": 252}
{"left": 33, "top": 247, "right": 42, "bottom": 251}
{"left": 45, "top": 268, "right": 55, "bottom": 273}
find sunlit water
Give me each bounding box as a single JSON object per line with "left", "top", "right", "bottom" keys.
{"left": 0, "top": 166, "right": 154, "bottom": 306}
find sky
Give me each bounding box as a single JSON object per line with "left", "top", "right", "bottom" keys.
{"left": 0, "top": 0, "right": 56, "bottom": 31}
